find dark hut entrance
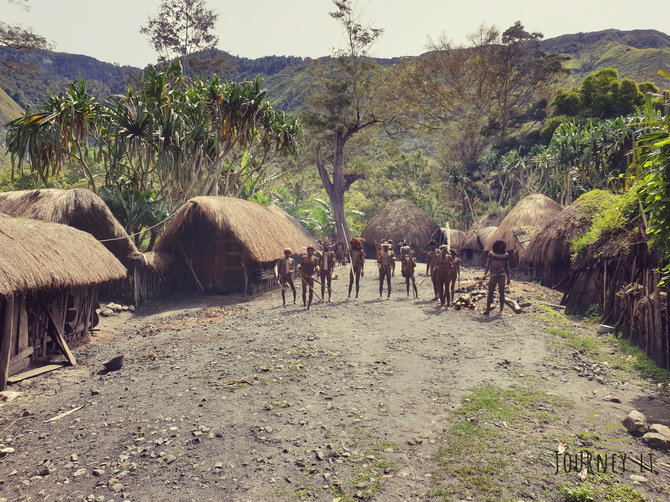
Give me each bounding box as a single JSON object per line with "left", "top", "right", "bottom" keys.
{"left": 192, "top": 231, "right": 246, "bottom": 294}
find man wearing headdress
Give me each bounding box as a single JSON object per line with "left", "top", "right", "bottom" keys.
{"left": 483, "top": 240, "right": 511, "bottom": 315}
{"left": 276, "top": 248, "right": 296, "bottom": 306}
{"left": 318, "top": 241, "right": 336, "bottom": 302}
{"left": 377, "top": 241, "right": 395, "bottom": 299}
{"left": 297, "top": 246, "right": 319, "bottom": 310}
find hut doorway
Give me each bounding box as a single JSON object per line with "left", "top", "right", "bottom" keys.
{"left": 190, "top": 232, "right": 246, "bottom": 294}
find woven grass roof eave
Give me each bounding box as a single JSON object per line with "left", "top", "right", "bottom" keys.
{"left": 154, "top": 196, "right": 315, "bottom": 263}
{"left": 361, "top": 199, "right": 444, "bottom": 248}
{"left": 0, "top": 213, "right": 127, "bottom": 297}
{"left": 483, "top": 194, "right": 563, "bottom": 254}
{"left": 0, "top": 188, "right": 141, "bottom": 267}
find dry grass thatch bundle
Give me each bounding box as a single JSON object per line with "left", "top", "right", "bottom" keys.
{"left": 520, "top": 191, "right": 617, "bottom": 287}
{"left": 0, "top": 188, "right": 141, "bottom": 267}
{"left": 476, "top": 227, "right": 497, "bottom": 250}
{"left": 483, "top": 194, "right": 563, "bottom": 261}
{"left": 154, "top": 197, "right": 315, "bottom": 262}
{"left": 361, "top": 199, "right": 445, "bottom": 257}
{"left": 0, "top": 213, "right": 127, "bottom": 296}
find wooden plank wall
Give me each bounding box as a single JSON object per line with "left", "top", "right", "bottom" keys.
{"left": 0, "top": 287, "right": 102, "bottom": 389}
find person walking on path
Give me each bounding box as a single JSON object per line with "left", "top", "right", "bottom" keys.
{"left": 298, "top": 246, "right": 319, "bottom": 310}
{"left": 377, "top": 241, "right": 395, "bottom": 299}
{"left": 483, "top": 240, "right": 511, "bottom": 315}
{"left": 276, "top": 248, "right": 296, "bottom": 307}
{"left": 318, "top": 241, "right": 336, "bottom": 302}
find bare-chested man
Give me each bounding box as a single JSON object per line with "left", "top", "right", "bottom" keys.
{"left": 297, "top": 246, "right": 319, "bottom": 310}
{"left": 433, "top": 244, "right": 455, "bottom": 308}
{"left": 318, "top": 242, "right": 336, "bottom": 302}
{"left": 348, "top": 237, "right": 365, "bottom": 299}
{"left": 276, "top": 247, "right": 296, "bottom": 306}
{"left": 377, "top": 241, "right": 395, "bottom": 299}
{"left": 426, "top": 240, "right": 440, "bottom": 301}
{"left": 483, "top": 240, "right": 511, "bottom": 315}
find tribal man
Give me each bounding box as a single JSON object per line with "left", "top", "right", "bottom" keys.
{"left": 318, "top": 241, "right": 336, "bottom": 302}
{"left": 297, "top": 246, "right": 320, "bottom": 310}
{"left": 276, "top": 248, "right": 296, "bottom": 306}
{"left": 377, "top": 241, "right": 395, "bottom": 299}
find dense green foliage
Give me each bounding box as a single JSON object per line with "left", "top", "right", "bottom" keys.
{"left": 552, "top": 68, "right": 654, "bottom": 119}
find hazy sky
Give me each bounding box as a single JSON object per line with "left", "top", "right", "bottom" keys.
{"left": 4, "top": 0, "right": 668, "bottom": 67}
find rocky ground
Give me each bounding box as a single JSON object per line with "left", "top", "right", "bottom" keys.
{"left": 1, "top": 260, "right": 669, "bottom": 502}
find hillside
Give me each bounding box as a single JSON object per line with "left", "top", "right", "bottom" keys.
{"left": 0, "top": 29, "right": 668, "bottom": 114}
{"left": 540, "top": 29, "right": 670, "bottom": 89}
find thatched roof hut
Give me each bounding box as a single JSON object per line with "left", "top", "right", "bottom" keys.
{"left": 1, "top": 214, "right": 126, "bottom": 387}
{"left": 0, "top": 214, "right": 127, "bottom": 296}
{"left": 0, "top": 188, "right": 142, "bottom": 268}
{"left": 154, "top": 197, "right": 315, "bottom": 294}
{"left": 520, "top": 190, "right": 617, "bottom": 288}
{"left": 361, "top": 199, "right": 446, "bottom": 260}
{"left": 476, "top": 227, "right": 498, "bottom": 250}
{"left": 444, "top": 228, "right": 481, "bottom": 263}
{"left": 483, "top": 194, "right": 563, "bottom": 264}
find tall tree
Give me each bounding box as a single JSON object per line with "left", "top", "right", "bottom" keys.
{"left": 304, "top": 0, "right": 384, "bottom": 242}
{"left": 141, "top": 0, "right": 219, "bottom": 64}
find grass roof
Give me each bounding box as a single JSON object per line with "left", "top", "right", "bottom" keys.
{"left": 361, "top": 199, "right": 444, "bottom": 248}
{"left": 0, "top": 188, "right": 141, "bottom": 267}
{"left": 154, "top": 196, "right": 315, "bottom": 263}
{"left": 0, "top": 213, "right": 127, "bottom": 296}
{"left": 483, "top": 194, "right": 563, "bottom": 258}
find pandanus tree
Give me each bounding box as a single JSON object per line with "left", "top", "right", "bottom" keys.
{"left": 6, "top": 78, "right": 99, "bottom": 190}
{"left": 6, "top": 60, "right": 300, "bottom": 205}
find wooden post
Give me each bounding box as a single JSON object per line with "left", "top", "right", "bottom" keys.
{"left": 177, "top": 241, "right": 205, "bottom": 293}
{"left": 134, "top": 265, "right": 140, "bottom": 306}
{"left": 1, "top": 294, "right": 17, "bottom": 390}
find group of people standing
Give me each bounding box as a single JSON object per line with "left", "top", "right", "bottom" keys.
{"left": 275, "top": 237, "right": 511, "bottom": 314}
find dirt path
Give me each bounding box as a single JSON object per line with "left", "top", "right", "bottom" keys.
{"left": 1, "top": 260, "right": 668, "bottom": 502}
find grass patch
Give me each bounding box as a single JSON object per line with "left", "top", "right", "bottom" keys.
{"left": 559, "top": 474, "right": 648, "bottom": 502}
{"left": 433, "top": 385, "right": 571, "bottom": 501}
{"left": 535, "top": 305, "right": 572, "bottom": 327}
{"left": 548, "top": 328, "right": 602, "bottom": 354}
{"left": 605, "top": 335, "right": 670, "bottom": 386}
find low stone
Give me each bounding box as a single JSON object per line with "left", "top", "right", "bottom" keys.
{"left": 649, "top": 423, "right": 670, "bottom": 440}
{"left": 164, "top": 454, "right": 177, "bottom": 464}
{"left": 642, "top": 432, "right": 670, "bottom": 450}
{"left": 73, "top": 468, "right": 86, "bottom": 477}
{"left": 623, "top": 410, "right": 649, "bottom": 436}
{"left": 0, "top": 447, "right": 15, "bottom": 457}
{"left": 629, "top": 474, "right": 648, "bottom": 483}
{"left": 100, "top": 309, "right": 113, "bottom": 317}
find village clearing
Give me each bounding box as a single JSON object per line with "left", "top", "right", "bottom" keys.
{"left": 1, "top": 261, "right": 669, "bottom": 502}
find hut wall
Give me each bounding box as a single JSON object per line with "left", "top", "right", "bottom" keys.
{"left": 563, "top": 244, "right": 668, "bottom": 369}
{"left": 1, "top": 287, "right": 100, "bottom": 389}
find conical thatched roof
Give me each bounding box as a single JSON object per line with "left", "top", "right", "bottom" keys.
{"left": 361, "top": 199, "right": 445, "bottom": 254}
{"left": 0, "top": 213, "right": 127, "bottom": 296}
{"left": 476, "top": 227, "right": 498, "bottom": 250}
{"left": 520, "top": 190, "right": 617, "bottom": 287}
{"left": 154, "top": 196, "right": 315, "bottom": 262}
{"left": 0, "top": 188, "right": 142, "bottom": 267}
{"left": 483, "top": 194, "right": 563, "bottom": 261}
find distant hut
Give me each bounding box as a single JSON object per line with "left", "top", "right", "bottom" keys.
{"left": 476, "top": 226, "right": 498, "bottom": 250}
{"left": 521, "top": 190, "right": 617, "bottom": 289}
{"left": 361, "top": 199, "right": 446, "bottom": 261}
{"left": 483, "top": 194, "right": 563, "bottom": 265}
{"left": 153, "top": 197, "right": 315, "bottom": 295}
{"left": 0, "top": 214, "right": 126, "bottom": 389}
{"left": 0, "top": 188, "right": 165, "bottom": 304}
{"left": 444, "top": 228, "right": 479, "bottom": 265}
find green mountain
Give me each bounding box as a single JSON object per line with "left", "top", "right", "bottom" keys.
{"left": 539, "top": 29, "right": 670, "bottom": 89}
{"left": 0, "top": 29, "right": 668, "bottom": 114}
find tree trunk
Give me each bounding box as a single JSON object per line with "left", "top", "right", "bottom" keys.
{"left": 316, "top": 131, "right": 352, "bottom": 243}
